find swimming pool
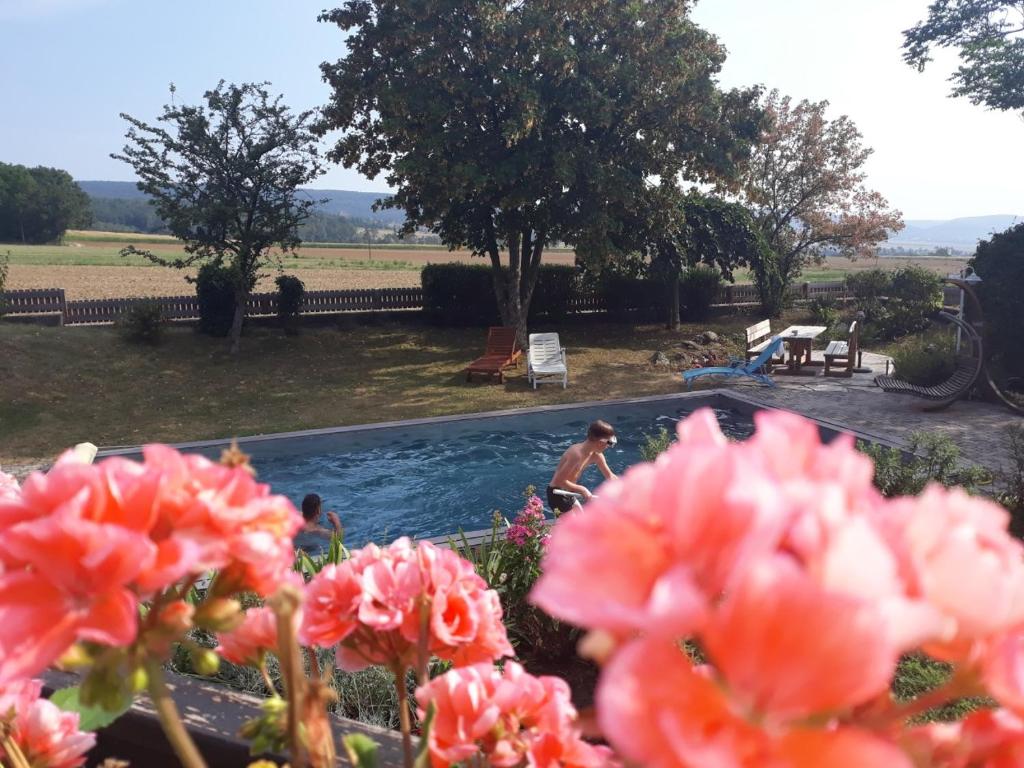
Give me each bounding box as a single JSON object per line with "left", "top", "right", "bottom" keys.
{"left": 98, "top": 392, "right": 878, "bottom": 548}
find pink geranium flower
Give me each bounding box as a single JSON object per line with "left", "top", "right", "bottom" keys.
{"left": 301, "top": 538, "right": 511, "bottom": 673}
{"left": 215, "top": 606, "right": 279, "bottom": 666}
{"left": 0, "top": 679, "right": 95, "bottom": 768}
{"left": 416, "top": 662, "right": 608, "bottom": 768}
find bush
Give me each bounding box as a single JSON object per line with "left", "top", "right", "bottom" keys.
{"left": 195, "top": 262, "right": 238, "bottom": 337}
{"left": 679, "top": 265, "right": 722, "bottom": 321}
{"left": 808, "top": 297, "right": 840, "bottom": 328}
{"left": 1000, "top": 425, "right": 1024, "bottom": 536}
{"left": 859, "top": 431, "right": 991, "bottom": 498}
{"left": 639, "top": 426, "right": 673, "bottom": 462}
{"left": 275, "top": 274, "right": 305, "bottom": 335}
{"left": 848, "top": 266, "right": 942, "bottom": 341}
{"left": 598, "top": 272, "right": 659, "bottom": 323}
{"left": 421, "top": 263, "right": 499, "bottom": 325}
{"left": 117, "top": 300, "right": 165, "bottom": 345}
{"left": 972, "top": 223, "right": 1024, "bottom": 379}
{"left": 891, "top": 332, "right": 956, "bottom": 386}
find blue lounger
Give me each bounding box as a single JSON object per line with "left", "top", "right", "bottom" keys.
{"left": 682, "top": 337, "right": 784, "bottom": 389}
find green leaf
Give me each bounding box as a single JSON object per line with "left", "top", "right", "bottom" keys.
{"left": 50, "top": 686, "right": 130, "bottom": 731}
{"left": 342, "top": 733, "right": 380, "bottom": 768}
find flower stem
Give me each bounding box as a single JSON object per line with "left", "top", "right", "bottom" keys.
{"left": 394, "top": 666, "right": 414, "bottom": 768}
{"left": 144, "top": 658, "right": 208, "bottom": 768}
{"left": 271, "top": 587, "right": 308, "bottom": 768}
{"left": 259, "top": 662, "right": 278, "bottom": 697}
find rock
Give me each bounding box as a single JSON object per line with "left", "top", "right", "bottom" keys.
{"left": 700, "top": 331, "right": 720, "bottom": 344}
{"left": 681, "top": 340, "right": 702, "bottom": 351}
{"left": 650, "top": 351, "right": 671, "bottom": 367}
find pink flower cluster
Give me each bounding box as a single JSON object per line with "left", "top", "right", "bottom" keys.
{"left": 0, "top": 679, "right": 94, "bottom": 768}
{"left": 507, "top": 495, "right": 547, "bottom": 548}
{"left": 532, "top": 408, "right": 1024, "bottom": 767}
{"left": 0, "top": 445, "right": 302, "bottom": 683}
{"left": 301, "top": 538, "right": 513, "bottom": 671}
{"left": 216, "top": 606, "right": 279, "bottom": 666}
{"left": 415, "top": 662, "right": 611, "bottom": 768}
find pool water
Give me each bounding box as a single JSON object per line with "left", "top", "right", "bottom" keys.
{"left": 252, "top": 402, "right": 756, "bottom": 548}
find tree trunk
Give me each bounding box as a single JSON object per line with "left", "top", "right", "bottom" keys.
{"left": 229, "top": 285, "right": 247, "bottom": 355}
{"left": 667, "top": 272, "right": 681, "bottom": 330}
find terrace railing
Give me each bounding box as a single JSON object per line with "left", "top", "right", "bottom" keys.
{"left": 2, "top": 280, "right": 930, "bottom": 326}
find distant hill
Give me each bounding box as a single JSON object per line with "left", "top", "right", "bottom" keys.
{"left": 891, "top": 215, "right": 1022, "bottom": 249}
{"left": 76, "top": 180, "right": 404, "bottom": 225}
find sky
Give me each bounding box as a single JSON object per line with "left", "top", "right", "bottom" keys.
{"left": 1, "top": 0, "right": 1021, "bottom": 220}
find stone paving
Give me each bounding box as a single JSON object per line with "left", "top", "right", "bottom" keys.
{"left": 728, "top": 351, "right": 1022, "bottom": 477}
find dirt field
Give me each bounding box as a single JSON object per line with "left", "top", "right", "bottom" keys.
{"left": 5, "top": 265, "right": 423, "bottom": 299}
{"left": 3, "top": 234, "right": 967, "bottom": 299}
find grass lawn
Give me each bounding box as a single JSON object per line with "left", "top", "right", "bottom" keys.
{"left": 0, "top": 313, "right": 776, "bottom": 465}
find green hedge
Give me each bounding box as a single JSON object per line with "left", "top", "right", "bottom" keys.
{"left": 420, "top": 262, "right": 725, "bottom": 326}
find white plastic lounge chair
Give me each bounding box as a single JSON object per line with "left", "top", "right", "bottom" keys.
{"left": 528, "top": 332, "right": 568, "bottom": 389}
{"left": 681, "top": 337, "right": 783, "bottom": 389}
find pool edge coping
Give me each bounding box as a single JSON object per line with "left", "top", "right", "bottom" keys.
{"left": 95, "top": 388, "right": 910, "bottom": 457}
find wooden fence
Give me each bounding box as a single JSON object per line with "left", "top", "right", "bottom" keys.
{"left": 1, "top": 281, "right": 964, "bottom": 326}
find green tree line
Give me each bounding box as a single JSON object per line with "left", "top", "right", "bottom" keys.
{"left": 0, "top": 162, "right": 91, "bottom": 244}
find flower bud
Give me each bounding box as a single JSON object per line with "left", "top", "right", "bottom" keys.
{"left": 195, "top": 598, "right": 244, "bottom": 632}
{"left": 129, "top": 666, "right": 149, "bottom": 693}
{"left": 57, "top": 643, "right": 93, "bottom": 670}
{"left": 191, "top": 648, "right": 221, "bottom": 677}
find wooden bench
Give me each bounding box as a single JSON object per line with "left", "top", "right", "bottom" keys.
{"left": 824, "top": 320, "right": 859, "bottom": 377}
{"left": 744, "top": 319, "right": 785, "bottom": 366}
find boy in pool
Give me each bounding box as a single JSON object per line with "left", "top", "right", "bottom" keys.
{"left": 294, "top": 493, "right": 343, "bottom": 551}
{"left": 547, "top": 420, "right": 618, "bottom": 513}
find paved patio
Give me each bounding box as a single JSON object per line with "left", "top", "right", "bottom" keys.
{"left": 729, "top": 351, "right": 1022, "bottom": 477}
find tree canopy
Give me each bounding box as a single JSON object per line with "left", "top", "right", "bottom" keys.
{"left": 318, "top": 0, "right": 762, "bottom": 344}
{"left": 113, "top": 81, "right": 324, "bottom": 352}
{"left": 0, "top": 163, "right": 91, "bottom": 244}
{"left": 904, "top": 1, "right": 1024, "bottom": 113}
{"left": 738, "top": 90, "right": 903, "bottom": 315}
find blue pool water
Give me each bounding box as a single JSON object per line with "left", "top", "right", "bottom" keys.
{"left": 247, "top": 400, "right": 758, "bottom": 548}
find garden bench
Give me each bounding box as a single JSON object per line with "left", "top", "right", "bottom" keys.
{"left": 824, "top": 320, "right": 859, "bottom": 377}
{"left": 744, "top": 319, "right": 786, "bottom": 365}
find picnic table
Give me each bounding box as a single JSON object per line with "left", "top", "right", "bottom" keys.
{"left": 778, "top": 325, "right": 827, "bottom": 375}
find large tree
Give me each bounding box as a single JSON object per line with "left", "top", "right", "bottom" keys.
{"left": 904, "top": 0, "right": 1024, "bottom": 113}
{"left": 738, "top": 90, "right": 903, "bottom": 316}
{"left": 114, "top": 82, "right": 323, "bottom": 353}
{"left": 318, "top": 0, "right": 762, "bottom": 346}
{"left": 0, "top": 163, "right": 91, "bottom": 244}
{"left": 597, "top": 185, "right": 764, "bottom": 329}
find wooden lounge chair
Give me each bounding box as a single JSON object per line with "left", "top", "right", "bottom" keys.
{"left": 744, "top": 319, "right": 787, "bottom": 365}
{"left": 874, "top": 310, "right": 983, "bottom": 411}
{"left": 824, "top": 320, "right": 859, "bottom": 377}
{"left": 682, "top": 337, "right": 784, "bottom": 389}
{"left": 527, "top": 332, "right": 568, "bottom": 389}
{"left": 465, "top": 327, "right": 522, "bottom": 383}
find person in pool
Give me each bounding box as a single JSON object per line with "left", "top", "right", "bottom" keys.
{"left": 294, "top": 493, "right": 343, "bottom": 551}
{"left": 547, "top": 420, "right": 618, "bottom": 513}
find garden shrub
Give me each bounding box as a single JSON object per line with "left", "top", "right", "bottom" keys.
{"left": 420, "top": 263, "right": 500, "bottom": 325}
{"left": 859, "top": 431, "right": 991, "bottom": 498}
{"left": 195, "top": 262, "right": 238, "bottom": 337}
{"left": 678, "top": 264, "right": 722, "bottom": 321}
{"left": 275, "top": 274, "right": 305, "bottom": 335}
{"left": 848, "top": 266, "right": 942, "bottom": 341}
{"left": 116, "top": 299, "right": 165, "bottom": 345}
{"left": 639, "top": 426, "right": 673, "bottom": 462}
{"left": 598, "top": 271, "right": 659, "bottom": 323}
{"left": 528, "top": 264, "right": 578, "bottom": 323}
{"left": 971, "top": 223, "right": 1024, "bottom": 379}
{"left": 891, "top": 331, "right": 957, "bottom": 386}
{"left": 1000, "top": 424, "right": 1024, "bottom": 537}
{"left": 808, "top": 297, "right": 840, "bottom": 329}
